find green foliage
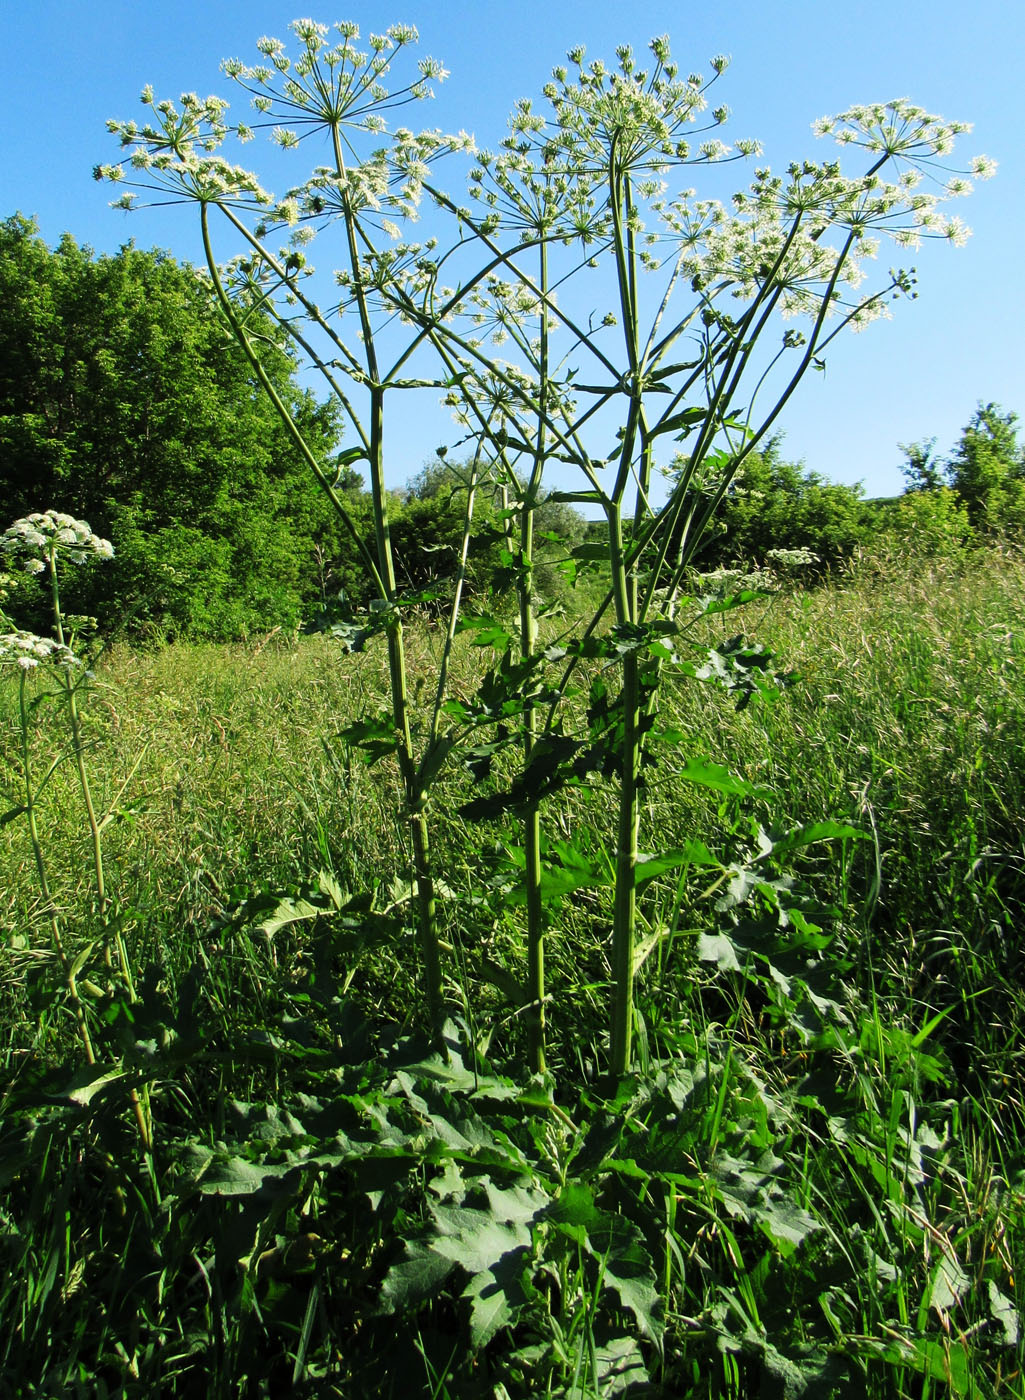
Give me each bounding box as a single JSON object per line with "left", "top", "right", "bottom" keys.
{"left": 388, "top": 459, "right": 503, "bottom": 597}
{"left": 867, "top": 485, "right": 972, "bottom": 560}
{"left": 2, "top": 946, "right": 1020, "bottom": 1396}
{"left": 0, "top": 17, "right": 1013, "bottom": 1397}
{"left": 388, "top": 458, "right": 589, "bottom": 604}
{"left": 896, "top": 403, "right": 1025, "bottom": 544}
{"left": 702, "top": 439, "right": 869, "bottom": 574}
{"left": 0, "top": 213, "right": 354, "bottom": 638}
{"left": 946, "top": 403, "right": 1025, "bottom": 535}
{"left": 898, "top": 436, "right": 946, "bottom": 493}
{"left": 3, "top": 551, "right": 1025, "bottom": 1395}
{"left": 95, "top": 13, "right": 994, "bottom": 1081}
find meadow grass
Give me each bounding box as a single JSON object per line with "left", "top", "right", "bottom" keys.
{"left": 1, "top": 548, "right": 1023, "bottom": 1397}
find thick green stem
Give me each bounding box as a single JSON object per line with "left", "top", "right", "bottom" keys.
{"left": 367, "top": 386, "right": 447, "bottom": 1047}
{"left": 326, "top": 132, "right": 448, "bottom": 1047}
{"left": 520, "top": 238, "right": 550, "bottom": 1076}
{"left": 524, "top": 804, "right": 545, "bottom": 1072}
{"left": 409, "top": 805, "right": 445, "bottom": 1041}
{"left": 18, "top": 672, "right": 96, "bottom": 1066}
{"left": 606, "top": 152, "right": 645, "bottom": 1075}
{"left": 607, "top": 508, "right": 641, "bottom": 1076}
{"left": 205, "top": 199, "right": 445, "bottom": 1045}
{"left": 386, "top": 610, "right": 445, "bottom": 1045}
{"left": 429, "top": 450, "right": 482, "bottom": 740}
{"left": 50, "top": 556, "right": 113, "bottom": 957}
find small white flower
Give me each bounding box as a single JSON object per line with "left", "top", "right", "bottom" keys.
{"left": 0, "top": 631, "right": 79, "bottom": 671}
{"left": 1, "top": 511, "right": 114, "bottom": 570}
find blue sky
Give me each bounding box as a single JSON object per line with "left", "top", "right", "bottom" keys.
{"left": 3, "top": 0, "right": 1021, "bottom": 497}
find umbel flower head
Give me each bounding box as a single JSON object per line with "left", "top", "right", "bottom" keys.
{"left": 1, "top": 512, "right": 114, "bottom": 574}
{"left": 0, "top": 630, "right": 80, "bottom": 672}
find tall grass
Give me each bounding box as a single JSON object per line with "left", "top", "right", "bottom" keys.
{"left": 4, "top": 551, "right": 1023, "bottom": 1071}
{"left": 2, "top": 550, "right": 1022, "bottom": 1395}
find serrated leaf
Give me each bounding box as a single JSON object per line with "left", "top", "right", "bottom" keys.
{"left": 468, "top": 624, "right": 514, "bottom": 652}
{"left": 484, "top": 1177, "right": 551, "bottom": 1226}
{"left": 766, "top": 821, "right": 864, "bottom": 859}
{"left": 634, "top": 842, "right": 721, "bottom": 887}
{"left": 57, "top": 1065, "right": 129, "bottom": 1106}
{"left": 587, "top": 1213, "right": 663, "bottom": 1343}
{"left": 677, "top": 757, "right": 767, "bottom": 799}
{"left": 197, "top": 1154, "right": 293, "bottom": 1196}
{"left": 756, "top": 1195, "right": 822, "bottom": 1255}
{"left": 550, "top": 1180, "right": 599, "bottom": 1231}
{"left": 336, "top": 711, "right": 398, "bottom": 765}
{"left": 228, "top": 1100, "right": 309, "bottom": 1140}
{"left": 317, "top": 868, "right": 345, "bottom": 908}
{"left": 698, "top": 589, "right": 763, "bottom": 616}
{"left": 697, "top": 931, "right": 742, "bottom": 971}
{"left": 379, "top": 1240, "right": 457, "bottom": 1314}
{"left": 631, "top": 926, "right": 666, "bottom": 976}
{"left": 428, "top": 1157, "right": 464, "bottom": 1202}
{"left": 460, "top": 1265, "right": 516, "bottom": 1348}
{"left": 512, "top": 837, "right": 613, "bottom": 904}
{"left": 987, "top": 1280, "right": 1020, "bottom": 1346}
{"left": 890, "top": 1335, "right": 975, "bottom": 1394}
{"left": 758, "top": 1340, "right": 812, "bottom": 1400}
{"left": 428, "top": 1205, "right": 533, "bottom": 1347}
{"left": 653, "top": 405, "right": 708, "bottom": 438}
{"left": 584, "top": 1336, "right": 650, "bottom": 1396}
{"left": 429, "top": 1204, "right": 533, "bottom": 1274}
{"left": 258, "top": 896, "right": 322, "bottom": 938}
{"left": 716, "top": 865, "right": 764, "bottom": 911}
{"left": 929, "top": 1252, "right": 970, "bottom": 1316}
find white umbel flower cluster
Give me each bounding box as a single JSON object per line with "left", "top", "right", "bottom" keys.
{"left": 1, "top": 512, "right": 114, "bottom": 573}
{"left": 0, "top": 630, "right": 79, "bottom": 671}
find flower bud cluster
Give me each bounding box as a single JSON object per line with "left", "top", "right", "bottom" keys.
{"left": 765, "top": 546, "right": 820, "bottom": 573}
{"left": 0, "top": 630, "right": 80, "bottom": 671}
{"left": 2, "top": 513, "right": 115, "bottom": 574}
{"left": 99, "top": 22, "right": 994, "bottom": 477}
{"left": 527, "top": 37, "right": 747, "bottom": 177}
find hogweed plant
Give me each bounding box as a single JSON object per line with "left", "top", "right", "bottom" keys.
{"left": 410, "top": 58, "right": 994, "bottom": 1072}
{"left": 99, "top": 23, "right": 993, "bottom": 1081}
{"left": 0, "top": 513, "right": 153, "bottom": 1151}
{"left": 0, "top": 623, "right": 96, "bottom": 1065}
{"left": 100, "top": 21, "right": 489, "bottom": 1050}
{"left": 2, "top": 514, "right": 115, "bottom": 923}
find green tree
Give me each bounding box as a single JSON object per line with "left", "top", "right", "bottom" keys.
{"left": 946, "top": 403, "right": 1025, "bottom": 535}
{"left": 389, "top": 458, "right": 587, "bottom": 602}
{"left": 869, "top": 485, "right": 971, "bottom": 559}
{"left": 388, "top": 458, "right": 503, "bottom": 596}
{"left": 0, "top": 214, "right": 355, "bottom": 637}
{"left": 701, "top": 438, "right": 868, "bottom": 573}
{"left": 899, "top": 436, "right": 946, "bottom": 492}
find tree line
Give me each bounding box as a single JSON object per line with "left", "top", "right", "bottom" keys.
{"left": 1, "top": 214, "right": 1021, "bottom": 640}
